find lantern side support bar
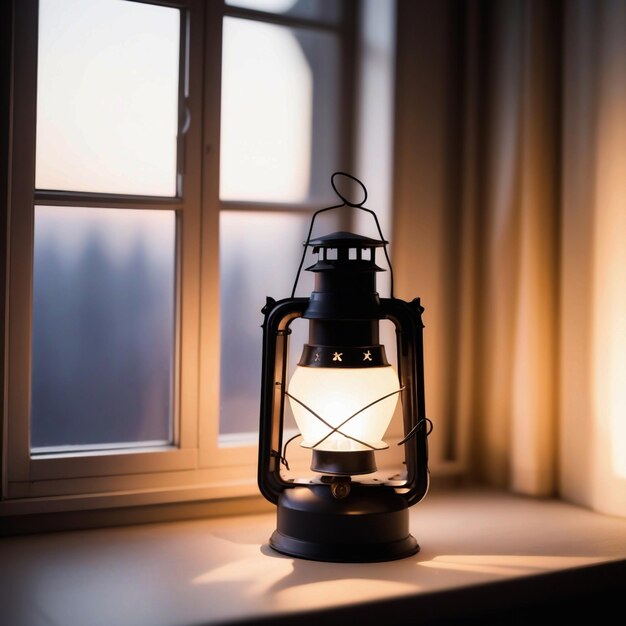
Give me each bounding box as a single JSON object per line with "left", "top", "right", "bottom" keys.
{"left": 258, "top": 297, "right": 308, "bottom": 504}
{"left": 381, "top": 297, "right": 430, "bottom": 506}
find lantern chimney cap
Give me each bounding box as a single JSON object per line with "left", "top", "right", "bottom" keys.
{"left": 306, "top": 231, "right": 387, "bottom": 249}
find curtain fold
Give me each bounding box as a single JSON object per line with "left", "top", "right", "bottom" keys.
{"left": 509, "top": 0, "right": 560, "bottom": 496}
{"left": 468, "top": 0, "right": 560, "bottom": 496}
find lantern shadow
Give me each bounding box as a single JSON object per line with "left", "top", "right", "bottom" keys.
{"left": 258, "top": 542, "right": 426, "bottom": 598}
{"left": 256, "top": 544, "right": 606, "bottom": 600}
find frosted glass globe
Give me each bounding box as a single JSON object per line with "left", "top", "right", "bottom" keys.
{"left": 288, "top": 365, "right": 399, "bottom": 452}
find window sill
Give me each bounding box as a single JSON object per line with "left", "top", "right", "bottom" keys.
{"left": 0, "top": 486, "right": 624, "bottom": 626}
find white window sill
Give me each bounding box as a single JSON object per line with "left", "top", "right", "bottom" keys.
{"left": 1, "top": 487, "right": 625, "bottom": 626}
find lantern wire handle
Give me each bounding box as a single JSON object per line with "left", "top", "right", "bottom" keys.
{"left": 277, "top": 432, "right": 302, "bottom": 471}
{"left": 278, "top": 393, "right": 430, "bottom": 472}
{"left": 290, "top": 172, "right": 395, "bottom": 299}
{"left": 305, "top": 386, "right": 406, "bottom": 450}
{"left": 397, "top": 418, "right": 434, "bottom": 445}
{"left": 284, "top": 390, "right": 387, "bottom": 451}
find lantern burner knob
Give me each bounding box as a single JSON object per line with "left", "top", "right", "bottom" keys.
{"left": 326, "top": 476, "right": 352, "bottom": 500}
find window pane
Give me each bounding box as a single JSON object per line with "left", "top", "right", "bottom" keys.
{"left": 220, "top": 18, "right": 341, "bottom": 204}
{"left": 35, "top": 0, "right": 180, "bottom": 196}
{"left": 219, "top": 210, "right": 339, "bottom": 436}
{"left": 225, "top": 0, "right": 342, "bottom": 24}
{"left": 31, "top": 207, "right": 176, "bottom": 451}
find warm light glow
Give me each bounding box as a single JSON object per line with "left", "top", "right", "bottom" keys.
{"left": 596, "top": 243, "right": 626, "bottom": 479}
{"left": 193, "top": 559, "right": 419, "bottom": 611}
{"left": 592, "top": 63, "right": 626, "bottom": 481}
{"left": 288, "top": 365, "right": 399, "bottom": 452}
{"left": 418, "top": 555, "right": 606, "bottom": 577}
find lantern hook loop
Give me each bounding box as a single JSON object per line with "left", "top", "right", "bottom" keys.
{"left": 290, "top": 172, "right": 395, "bottom": 299}
{"left": 331, "top": 171, "right": 368, "bottom": 207}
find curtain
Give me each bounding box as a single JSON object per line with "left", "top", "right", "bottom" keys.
{"left": 467, "top": 0, "right": 560, "bottom": 496}
{"left": 394, "top": 0, "right": 626, "bottom": 517}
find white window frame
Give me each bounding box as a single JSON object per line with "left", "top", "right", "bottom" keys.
{"left": 1, "top": 0, "right": 362, "bottom": 517}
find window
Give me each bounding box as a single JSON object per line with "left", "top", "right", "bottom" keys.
{"left": 3, "top": 0, "right": 370, "bottom": 516}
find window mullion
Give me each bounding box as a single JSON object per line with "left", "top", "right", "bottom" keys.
{"left": 196, "top": 0, "right": 224, "bottom": 468}
{"left": 220, "top": 200, "right": 327, "bottom": 214}
{"left": 175, "top": 0, "right": 205, "bottom": 453}
{"left": 34, "top": 191, "right": 184, "bottom": 210}
{"left": 223, "top": 5, "right": 343, "bottom": 32}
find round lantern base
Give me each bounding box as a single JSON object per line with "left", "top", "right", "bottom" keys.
{"left": 269, "top": 484, "right": 419, "bottom": 563}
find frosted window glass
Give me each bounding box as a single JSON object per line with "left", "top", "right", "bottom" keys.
{"left": 220, "top": 18, "right": 341, "bottom": 204}
{"left": 31, "top": 207, "right": 176, "bottom": 451}
{"left": 36, "top": 0, "right": 180, "bottom": 196}
{"left": 219, "top": 210, "right": 339, "bottom": 435}
{"left": 225, "top": 0, "right": 342, "bottom": 23}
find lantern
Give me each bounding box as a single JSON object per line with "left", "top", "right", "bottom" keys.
{"left": 258, "top": 173, "right": 430, "bottom": 562}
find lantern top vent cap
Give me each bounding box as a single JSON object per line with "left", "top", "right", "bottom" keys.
{"left": 306, "top": 231, "right": 388, "bottom": 249}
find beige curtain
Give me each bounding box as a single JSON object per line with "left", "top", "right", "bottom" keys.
{"left": 394, "top": 0, "right": 626, "bottom": 516}
{"left": 466, "top": 0, "right": 559, "bottom": 496}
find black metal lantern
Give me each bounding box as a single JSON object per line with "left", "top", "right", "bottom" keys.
{"left": 258, "top": 173, "right": 430, "bottom": 563}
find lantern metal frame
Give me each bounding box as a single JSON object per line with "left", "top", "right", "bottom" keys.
{"left": 258, "top": 173, "right": 430, "bottom": 563}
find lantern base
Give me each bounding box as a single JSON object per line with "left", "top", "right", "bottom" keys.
{"left": 269, "top": 484, "right": 419, "bottom": 563}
